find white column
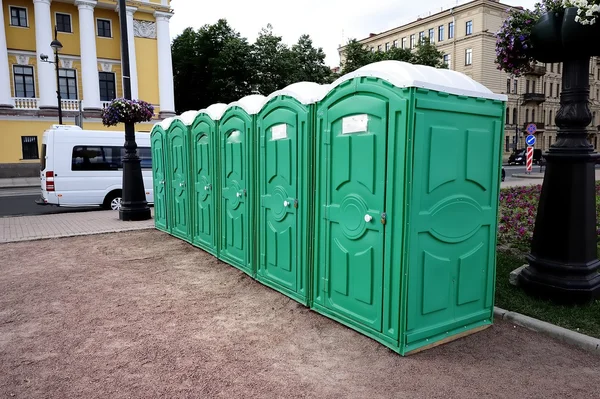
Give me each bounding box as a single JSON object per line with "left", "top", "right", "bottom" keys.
{"left": 122, "top": 6, "right": 138, "bottom": 99}
{"left": 154, "top": 11, "right": 175, "bottom": 117}
{"left": 33, "top": 0, "right": 57, "bottom": 109}
{"left": 0, "top": 0, "right": 13, "bottom": 107}
{"left": 75, "top": 0, "right": 101, "bottom": 110}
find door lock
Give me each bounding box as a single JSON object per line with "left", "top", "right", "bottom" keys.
{"left": 381, "top": 212, "right": 387, "bottom": 225}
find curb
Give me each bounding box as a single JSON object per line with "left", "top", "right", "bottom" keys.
{"left": 0, "top": 226, "right": 154, "bottom": 244}
{"left": 494, "top": 307, "right": 600, "bottom": 355}
{"left": 511, "top": 173, "right": 545, "bottom": 179}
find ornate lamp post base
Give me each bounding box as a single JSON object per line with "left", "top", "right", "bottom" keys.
{"left": 520, "top": 57, "right": 600, "bottom": 304}
{"left": 119, "top": 122, "right": 151, "bottom": 222}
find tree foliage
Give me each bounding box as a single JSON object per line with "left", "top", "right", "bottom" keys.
{"left": 341, "top": 37, "right": 447, "bottom": 74}
{"left": 172, "top": 20, "right": 333, "bottom": 112}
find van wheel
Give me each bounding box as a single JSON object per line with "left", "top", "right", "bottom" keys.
{"left": 103, "top": 191, "right": 122, "bottom": 211}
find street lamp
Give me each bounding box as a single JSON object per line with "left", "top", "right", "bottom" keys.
{"left": 40, "top": 26, "right": 63, "bottom": 125}
{"left": 116, "top": 0, "right": 151, "bottom": 221}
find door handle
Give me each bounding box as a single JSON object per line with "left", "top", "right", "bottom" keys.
{"left": 236, "top": 192, "right": 242, "bottom": 198}
{"left": 160, "top": 180, "right": 165, "bottom": 185}
{"left": 204, "top": 184, "right": 212, "bottom": 191}
{"left": 283, "top": 200, "right": 290, "bottom": 207}
{"left": 364, "top": 214, "right": 373, "bottom": 222}
{"left": 180, "top": 182, "right": 186, "bottom": 187}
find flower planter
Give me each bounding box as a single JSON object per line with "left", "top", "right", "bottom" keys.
{"left": 530, "top": 11, "right": 564, "bottom": 63}
{"left": 561, "top": 7, "right": 600, "bottom": 58}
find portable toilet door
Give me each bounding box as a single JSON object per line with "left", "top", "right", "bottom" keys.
{"left": 166, "top": 117, "right": 192, "bottom": 242}
{"left": 312, "top": 60, "right": 506, "bottom": 355}
{"left": 218, "top": 95, "right": 266, "bottom": 276}
{"left": 150, "top": 121, "right": 169, "bottom": 233}
{"left": 188, "top": 104, "right": 227, "bottom": 257}
{"left": 256, "top": 83, "right": 330, "bottom": 305}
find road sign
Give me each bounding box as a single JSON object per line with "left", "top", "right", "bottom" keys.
{"left": 526, "top": 123, "right": 537, "bottom": 134}
{"left": 526, "top": 134, "right": 536, "bottom": 146}
{"left": 526, "top": 147, "right": 534, "bottom": 173}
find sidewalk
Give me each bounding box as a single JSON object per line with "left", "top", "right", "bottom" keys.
{"left": 0, "top": 209, "right": 154, "bottom": 243}
{"left": 0, "top": 177, "right": 40, "bottom": 189}
{"left": 502, "top": 168, "right": 600, "bottom": 188}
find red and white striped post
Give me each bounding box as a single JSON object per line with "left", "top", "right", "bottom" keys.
{"left": 526, "top": 146, "right": 534, "bottom": 173}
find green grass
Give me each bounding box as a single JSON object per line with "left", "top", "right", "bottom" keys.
{"left": 495, "top": 250, "right": 600, "bottom": 339}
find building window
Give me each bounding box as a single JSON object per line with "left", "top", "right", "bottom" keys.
{"left": 549, "top": 82, "right": 553, "bottom": 97}
{"left": 505, "top": 135, "right": 510, "bottom": 152}
{"left": 558, "top": 63, "right": 561, "bottom": 73}
{"left": 466, "top": 20, "right": 473, "bottom": 35}
{"left": 465, "top": 48, "right": 472, "bottom": 65}
{"left": 428, "top": 28, "right": 435, "bottom": 43}
{"left": 10, "top": 6, "right": 28, "bottom": 27}
{"left": 59, "top": 69, "right": 78, "bottom": 100}
{"left": 543, "top": 110, "right": 546, "bottom": 123}
{"left": 512, "top": 108, "right": 517, "bottom": 124}
{"left": 418, "top": 31, "right": 425, "bottom": 43}
{"left": 556, "top": 83, "right": 560, "bottom": 97}
{"left": 410, "top": 34, "right": 416, "bottom": 48}
{"left": 401, "top": 37, "right": 407, "bottom": 49}
{"left": 532, "top": 109, "right": 536, "bottom": 122}
{"left": 448, "top": 22, "right": 454, "bottom": 39}
{"left": 443, "top": 54, "right": 451, "bottom": 69}
{"left": 526, "top": 80, "right": 530, "bottom": 93}
{"left": 370, "top": 47, "right": 374, "bottom": 52}
{"left": 549, "top": 136, "right": 553, "bottom": 147}
{"left": 385, "top": 42, "right": 390, "bottom": 51}
{"left": 21, "top": 136, "right": 39, "bottom": 160}
{"left": 13, "top": 66, "right": 35, "bottom": 98}
{"left": 377, "top": 45, "right": 382, "bottom": 52}
{"left": 506, "top": 79, "right": 511, "bottom": 93}
{"left": 550, "top": 63, "right": 554, "bottom": 72}
{"left": 99, "top": 72, "right": 116, "bottom": 102}
{"left": 506, "top": 108, "right": 510, "bottom": 124}
{"left": 56, "top": 13, "right": 72, "bottom": 33}
{"left": 525, "top": 109, "right": 529, "bottom": 122}
{"left": 513, "top": 79, "right": 518, "bottom": 94}
{"left": 597, "top": 89, "right": 599, "bottom": 100}
{"left": 549, "top": 110, "right": 553, "bottom": 125}
{"left": 392, "top": 40, "right": 398, "bottom": 48}
{"left": 97, "top": 19, "right": 112, "bottom": 38}
{"left": 438, "top": 25, "right": 444, "bottom": 42}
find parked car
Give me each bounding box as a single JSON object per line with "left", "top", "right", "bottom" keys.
{"left": 508, "top": 148, "right": 542, "bottom": 165}
{"left": 38, "top": 125, "right": 153, "bottom": 211}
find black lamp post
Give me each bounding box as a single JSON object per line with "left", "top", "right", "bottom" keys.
{"left": 40, "top": 26, "right": 63, "bottom": 125}
{"left": 520, "top": 56, "right": 600, "bottom": 304}
{"left": 117, "top": 0, "right": 151, "bottom": 221}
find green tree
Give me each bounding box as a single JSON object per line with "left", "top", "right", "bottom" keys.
{"left": 412, "top": 38, "right": 448, "bottom": 68}
{"left": 289, "top": 34, "right": 332, "bottom": 84}
{"left": 340, "top": 37, "right": 446, "bottom": 74}
{"left": 252, "top": 24, "right": 295, "bottom": 95}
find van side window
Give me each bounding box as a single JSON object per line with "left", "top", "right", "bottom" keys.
{"left": 71, "top": 146, "right": 152, "bottom": 171}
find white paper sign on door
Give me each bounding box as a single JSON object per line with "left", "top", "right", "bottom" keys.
{"left": 342, "top": 114, "right": 368, "bottom": 134}
{"left": 271, "top": 124, "right": 288, "bottom": 140}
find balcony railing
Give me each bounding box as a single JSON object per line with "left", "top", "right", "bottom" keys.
{"left": 12, "top": 98, "right": 82, "bottom": 111}
{"left": 522, "top": 92, "right": 546, "bottom": 104}
{"left": 525, "top": 65, "right": 547, "bottom": 76}
{"left": 101, "top": 101, "right": 111, "bottom": 109}
{"left": 523, "top": 122, "right": 545, "bottom": 131}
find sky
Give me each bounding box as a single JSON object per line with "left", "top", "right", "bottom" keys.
{"left": 168, "top": 0, "right": 538, "bottom": 67}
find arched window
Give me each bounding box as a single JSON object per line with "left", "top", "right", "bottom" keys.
{"left": 513, "top": 108, "right": 517, "bottom": 125}
{"left": 506, "top": 108, "right": 510, "bottom": 124}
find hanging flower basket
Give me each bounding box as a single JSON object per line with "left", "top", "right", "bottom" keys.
{"left": 101, "top": 98, "right": 155, "bottom": 127}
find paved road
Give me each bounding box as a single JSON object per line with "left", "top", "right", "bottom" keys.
{"left": 0, "top": 188, "right": 100, "bottom": 217}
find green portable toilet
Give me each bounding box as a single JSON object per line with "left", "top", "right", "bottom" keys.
{"left": 312, "top": 61, "right": 507, "bottom": 355}
{"left": 218, "top": 94, "right": 266, "bottom": 276}
{"left": 256, "top": 82, "right": 330, "bottom": 305}
{"left": 184, "top": 104, "right": 228, "bottom": 257}
{"left": 150, "top": 120, "right": 170, "bottom": 233}
{"left": 164, "top": 117, "right": 193, "bottom": 243}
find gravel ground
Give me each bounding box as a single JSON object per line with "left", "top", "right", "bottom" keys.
{"left": 1, "top": 230, "right": 599, "bottom": 399}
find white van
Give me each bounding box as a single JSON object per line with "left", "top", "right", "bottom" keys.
{"left": 38, "top": 125, "right": 153, "bottom": 210}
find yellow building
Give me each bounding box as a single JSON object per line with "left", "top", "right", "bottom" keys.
{"left": 339, "top": 0, "right": 600, "bottom": 158}
{"left": 0, "top": 0, "right": 175, "bottom": 177}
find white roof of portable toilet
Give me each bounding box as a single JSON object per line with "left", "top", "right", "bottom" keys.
{"left": 265, "top": 82, "right": 331, "bottom": 105}
{"left": 179, "top": 110, "right": 198, "bottom": 126}
{"left": 158, "top": 116, "right": 176, "bottom": 130}
{"left": 331, "top": 61, "right": 507, "bottom": 102}
{"left": 226, "top": 94, "right": 267, "bottom": 115}
{"left": 202, "top": 103, "right": 228, "bottom": 121}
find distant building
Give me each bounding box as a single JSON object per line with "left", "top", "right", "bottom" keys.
{"left": 0, "top": 0, "right": 175, "bottom": 178}
{"left": 338, "top": 0, "right": 600, "bottom": 156}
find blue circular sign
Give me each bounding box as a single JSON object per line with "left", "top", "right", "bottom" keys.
{"left": 527, "top": 123, "right": 537, "bottom": 134}
{"left": 526, "top": 134, "right": 536, "bottom": 146}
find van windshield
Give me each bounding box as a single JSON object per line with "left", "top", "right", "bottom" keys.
{"left": 40, "top": 144, "right": 47, "bottom": 171}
